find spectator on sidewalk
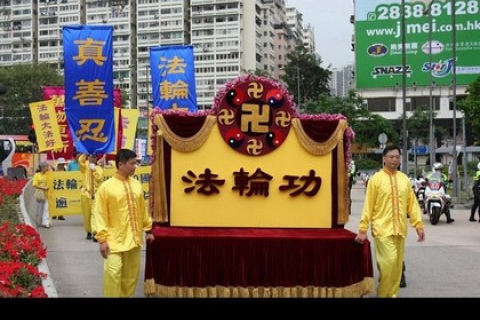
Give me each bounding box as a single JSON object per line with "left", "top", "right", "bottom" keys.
{"left": 32, "top": 162, "right": 51, "bottom": 228}
{"left": 67, "top": 151, "right": 81, "bottom": 172}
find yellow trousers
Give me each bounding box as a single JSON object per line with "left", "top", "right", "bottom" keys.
{"left": 80, "top": 194, "right": 96, "bottom": 234}
{"left": 374, "top": 236, "right": 405, "bottom": 298}
{"left": 103, "top": 247, "right": 141, "bottom": 297}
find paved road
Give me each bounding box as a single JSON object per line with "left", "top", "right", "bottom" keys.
{"left": 33, "top": 183, "right": 480, "bottom": 297}
{"left": 346, "top": 183, "right": 480, "bottom": 297}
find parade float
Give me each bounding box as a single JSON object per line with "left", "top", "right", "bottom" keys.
{"left": 144, "top": 75, "right": 374, "bottom": 298}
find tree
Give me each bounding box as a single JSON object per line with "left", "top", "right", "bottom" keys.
{"left": 405, "top": 105, "right": 433, "bottom": 145}
{"left": 280, "top": 46, "right": 330, "bottom": 107}
{"left": 241, "top": 68, "right": 271, "bottom": 78}
{"left": 302, "top": 90, "right": 399, "bottom": 148}
{"left": 0, "top": 64, "right": 63, "bottom": 134}
{"left": 458, "top": 76, "right": 480, "bottom": 144}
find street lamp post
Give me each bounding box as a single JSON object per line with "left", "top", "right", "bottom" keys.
{"left": 296, "top": 64, "right": 301, "bottom": 110}
{"left": 451, "top": 0, "right": 458, "bottom": 197}
{"left": 424, "top": 0, "right": 436, "bottom": 167}
{"left": 401, "top": 0, "right": 408, "bottom": 174}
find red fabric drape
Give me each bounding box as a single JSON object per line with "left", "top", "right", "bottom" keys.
{"left": 299, "top": 119, "right": 340, "bottom": 143}
{"left": 162, "top": 114, "right": 208, "bottom": 138}
{"left": 145, "top": 227, "right": 373, "bottom": 288}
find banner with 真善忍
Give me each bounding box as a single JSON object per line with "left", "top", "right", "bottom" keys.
{"left": 63, "top": 25, "right": 115, "bottom": 155}
{"left": 150, "top": 45, "right": 198, "bottom": 111}
{"left": 43, "top": 86, "right": 123, "bottom": 159}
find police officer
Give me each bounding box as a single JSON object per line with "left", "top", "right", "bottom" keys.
{"left": 426, "top": 163, "right": 454, "bottom": 223}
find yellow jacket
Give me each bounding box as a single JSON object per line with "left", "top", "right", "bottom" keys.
{"left": 79, "top": 154, "right": 104, "bottom": 198}
{"left": 359, "top": 168, "right": 424, "bottom": 238}
{"left": 93, "top": 173, "right": 152, "bottom": 253}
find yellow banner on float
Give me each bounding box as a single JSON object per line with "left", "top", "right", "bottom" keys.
{"left": 28, "top": 100, "right": 64, "bottom": 152}
{"left": 169, "top": 127, "right": 333, "bottom": 228}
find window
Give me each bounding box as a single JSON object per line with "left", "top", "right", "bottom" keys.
{"left": 367, "top": 98, "right": 396, "bottom": 112}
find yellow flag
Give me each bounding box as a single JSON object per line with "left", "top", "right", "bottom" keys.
{"left": 29, "top": 100, "right": 64, "bottom": 152}
{"left": 147, "top": 108, "right": 153, "bottom": 155}
{"left": 121, "top": 109, "right": 139, "bottom": 150}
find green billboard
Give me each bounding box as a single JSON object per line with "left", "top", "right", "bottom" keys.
{"left": 355, "top": 0, "right": 480, "bottom": 89}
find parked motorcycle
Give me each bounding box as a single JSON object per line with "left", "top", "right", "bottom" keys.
{"left": 424, "top": 172, "right": 451, "bottom": 225}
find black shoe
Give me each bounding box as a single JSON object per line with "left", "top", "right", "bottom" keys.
{"left": 86, "top": 232, "right": 92, "bottom": 240}
{"left": 469, "top": 218, "right": 477, "bottom": 222}
{"left": 52, "top": 216, "right": 58, "bottom": 220}
{"left": 447, "top": 219, "right": 455, "bottom": 223}
{"left": 92, "top": 233, "right": 98, "bottom": 242}
{"left": 58, "top": 216, "right": 65, "bottom": 220}
{"left": 400, "top": 278, "right": 407, "bottom": 288}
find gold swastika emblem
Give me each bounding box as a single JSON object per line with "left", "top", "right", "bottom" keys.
{"left": 241, "top": 103, "right": 270, "bottom": 133}
{"left": 275, "top": 111, "right": 292, "bottom": 128}
{"left": 218, "top": 109, "right": 235, "bottom": 126}
{"left": 246, "top": 139, "right": 263, "bottom": 156}
{"left": 247, "top": 82, "right": 264, "bottom": 99}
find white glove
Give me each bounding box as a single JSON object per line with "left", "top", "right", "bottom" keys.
{"left": 89, "top": 163, "right": 96, "bottom": 171}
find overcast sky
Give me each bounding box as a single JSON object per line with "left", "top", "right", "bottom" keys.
{"left": 287, "top": 0, "right": 354, "bottom": 69}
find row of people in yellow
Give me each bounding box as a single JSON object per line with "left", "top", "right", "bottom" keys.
{"left": 34, "top": 149, "right": 153, "bottom": 297}
{"left": 79, "top": 153, "right": 105, "bottom": 241}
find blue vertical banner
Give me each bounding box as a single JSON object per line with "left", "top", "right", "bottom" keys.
{"left": 63, "top": 25, "right": 115, "bottom": 154}
{"left": 150, "top": 45, "right": 198, "bottom": 111}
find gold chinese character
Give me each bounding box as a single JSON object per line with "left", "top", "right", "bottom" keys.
{"left": 73, "top": 79, "right": 108, "bottom": 106}
{"left": 73, "top": 38, "right": 107, "bottom": 66}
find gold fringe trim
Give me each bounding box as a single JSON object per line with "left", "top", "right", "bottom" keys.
{"left": 292, "top": 119, "right": 349, "bottom": 224}
{"left": 152, "top": 131, "right": 169, "bottom": 222}
{"left": 143, "top": 277, "right": 374, "bottom": 298}
{"left": 292, "top": 118, "right": 348, "bottom": 156}
{"left": 337, "top": 138, "right": 348, "bottom": 225}
{"left": 154, "top": 114, "right": 217, "bottom": 152}
{"left": 144, "top": 278, "right": 157, "bottom": 296}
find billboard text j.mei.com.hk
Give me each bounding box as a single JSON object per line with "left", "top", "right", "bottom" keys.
{"left": 355, "top": 0, "right": 480, "bottom": 89}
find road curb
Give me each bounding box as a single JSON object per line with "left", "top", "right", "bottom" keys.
{"left": 19, "top": 192, "right": 58, "bottom": 298}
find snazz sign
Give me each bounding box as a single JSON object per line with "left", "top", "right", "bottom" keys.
{"left": 371, "top": 65, "right": 412, "bottom": 77}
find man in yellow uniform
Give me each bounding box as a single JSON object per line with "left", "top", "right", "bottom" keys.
{"left": 355, "top": 145, "right": 425, "bottom": 297}
{"left": 93, "top": 149, "right": 154, "bottom": 297}
{"left": 79, "top": 154, "right": 105, "bottom": 240}
{"left": 470, "top": 163, "right": 480, "bottom": 222}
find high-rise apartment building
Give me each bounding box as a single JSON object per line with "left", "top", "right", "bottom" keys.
{"left": 330, "top": 65, "right": 354, "bottom": 98}
{"left": 0, "top": 0, "right": 314, "bottom": 112}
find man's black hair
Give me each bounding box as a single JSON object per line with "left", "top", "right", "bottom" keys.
{"left": 115, "top": 148, "right": 137, "bottom": 169}
{"left": 382, "top": 145, "right": 401, "bottom": 156}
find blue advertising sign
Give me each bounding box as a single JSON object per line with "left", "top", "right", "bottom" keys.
{"left": 63, "top": 25, "right": 115, "bottom": 155}
{"left": 150, "top": 45, "right": 198, "bottom": 111}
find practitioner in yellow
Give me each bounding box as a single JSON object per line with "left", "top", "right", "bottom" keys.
{"left": 79, "top": 154, "right": 105, "bottom": 240}
{"left": 93, "top": 149, "right": 154, "bottom": 297}
{"left": 355, "top": 145, "right": 425, "bottom": 297}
